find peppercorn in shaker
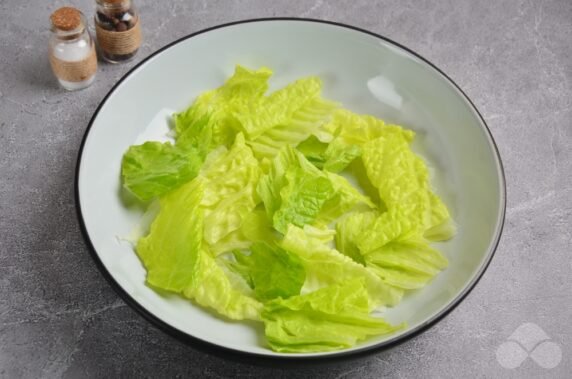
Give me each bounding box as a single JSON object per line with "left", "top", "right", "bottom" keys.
{"left": 49, "top": 7, "right": 97, "bottom": 91}
{"left": 95, "top": 0, "right": 142, "bottom": 63}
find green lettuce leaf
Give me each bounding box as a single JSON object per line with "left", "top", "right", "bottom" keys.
{"left": 136, "top": 177, "right": 262, "bottom": 320}
{"left": 262, "top": 279, "right": 404, "bottom": 352}
{"left": 281, "top": 225, "right": 403, "bottom": 308}
{"left": 174, "top": 112, "right": 213, "bottom": 155}
{"left": 121, "top": 141, "right": 204, "bottom": 202}
{"left": 297, "top": 135, "right": 361, "bottom": 173}
{"left": 208, "top": 210, "right": 276, "bottom": 255}
{"left": 176, "top": 67, "right": 337, "bottom": 159}
{"left": 361, "top": 133, "right": 454, "bottom": 240}
{"left": 247, "top": 95, "right": 338, "bottom": 159}
{"left": 364, "top": 237, "right": 448, "bottom": 290}
{"left": 237, "top": 77, "right": 336, "bottom": 141}
{"left": 324, "top": 109, "right": 415, "bottom": 146}
{"left": 336, "top": 208, "right": 449, "bottom": 290}
{"left": 258, "top": 146, "right": 335, "bottom": 233}
{"left": 201, "top": 133, "right": 261, "bottom": 245}
{"left": 273, "top": 166, "right": 335, "bottom": 233}
{"left": 183, "top": 248, "right": 263, "bottom": 320}
{"left": 174, "top": 65, "right": 273, "bottom": 148}
{"left": 136, "top": 177, "right": 204, "bottom": 292}
{"left": 317, "top": 172, "right": 376, "bottom": 224}
{"left": 296, "top": 135, "right": 328, "bottom": 168}
{"left": 257, "top": 146, "right": 302, "bottom": 220}
{"left": 322, "top": 141, "right": 361, "bottom": 173}
{"left": 232, "top": 242, "right": 306, "bottom": 302}
{"left": 425, "top": 193, "right": 457, "bottom": 241}
{"left": 335, "top": 211, "right": 378, "bottom": 265}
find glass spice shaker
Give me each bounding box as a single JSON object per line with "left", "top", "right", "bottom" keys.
{"left": 49, "top": 7, "right": 97, "bottom": 91}
{"left": 94, "top": 0, "right": 142, "bottom": 63}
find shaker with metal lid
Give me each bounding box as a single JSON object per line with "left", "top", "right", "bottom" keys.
{"left": 49, "top": 7, "right": 97, "bottom": 91}
{"left": 94, "top": 0, "right": 142, "bottom": 63}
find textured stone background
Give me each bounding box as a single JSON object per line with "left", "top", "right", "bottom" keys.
{"left": 1, "top": 0, "right": 571, "bottom": 377}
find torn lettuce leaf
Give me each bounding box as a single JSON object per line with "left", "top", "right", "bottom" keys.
{"left": 262, "top": 279, "right": 404, "bottom": 352}
{"left": 295, "top": 135, "right": 328, "bottom": 168}
{"left": 257, "top": 146, "right": 302, "bottom": 221}
{"left": 123, "top": 66, "right": 271, "bottom": 202}
{"left": 174, "top": 65, "right": 273, "bottom": 148}
{"left": 208, "top": 210, "right": 276, "bottom": 256}
{"left": 136, "top": 177, "right": 262, "bottom": 320}
{"left": 273, "top": 166, "right": 335, "bottom": 233}
{"left": 183, "top": 248, "right": 263, "bottom": 320}
{"left": 121, "top": 141, "right": 204, "bottom": 202}
{"left": 324, "top": 109, "right": 415, "bottom": 146}
{"left": 323, "top": 141, "right": 361, "bottom": 173}
{"left": 174, "top": 112, "right": 213, "bottom": 154}
{"left": 258, "top": 145, "right": 370, "bottom": 232}
{"left": 425, "top": 193, "right": 457, "bottom": 241}
{"left": 281, "top": 224, "right": 403, "bottom": 308}
{"left": 257, "top": 146, "right": 335, "bottom": 233}
{"left": 361, "top": 133, "right": 455, "bottom": 241}
{"left": 364, "top": 236, "right": 448, "bottom": 290}
{"left": 236, "top": 77, "right": 337, "bottom": 142}
{"left": 296, "top": 135, "right": 361, "bottom": 173}
{"left": 136, "top": 177, "right": 205, "bottom": 293}
{"left": 175, "top": 66, "right": 337, "bottom": 159}
{"left": 231, "top": 242, "right": 306, "bottom": 302}
{"left": 335, "top": 208, "right": 449, "bottom": 290}
{"left": 200, "top": 133, "right": 261, "bottom": 245}
{"left": 317, "top": 171, "right": 376, "bottom": 224}
{"left": 335, "top": 211, "right": 378, "bottom": 265}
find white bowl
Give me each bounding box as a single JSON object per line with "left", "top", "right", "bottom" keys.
{"left": 76, "top": 18, "right": 505, "bottom": 362}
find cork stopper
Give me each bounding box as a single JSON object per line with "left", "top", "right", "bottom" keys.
{"left": 50, "top": 7, "right": 82, "bottom": 31}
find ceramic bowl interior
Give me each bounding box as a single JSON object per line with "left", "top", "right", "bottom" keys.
{"left": 77, "top": 19, "right": 505, "bottom": 360}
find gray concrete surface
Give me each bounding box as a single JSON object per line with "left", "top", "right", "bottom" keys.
{"left": 1, "top": 0, "right": 571, "bottom": 377}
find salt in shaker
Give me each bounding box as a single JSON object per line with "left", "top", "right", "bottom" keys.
{"left": 49, "top": 7, "right": 97, "bottom": 91}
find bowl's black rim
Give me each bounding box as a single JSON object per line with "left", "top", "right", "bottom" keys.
{"left": 75, "top": 17, "right": 506, "bottom": 366}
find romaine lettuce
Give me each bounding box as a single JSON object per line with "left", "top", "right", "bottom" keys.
{"left": 281, "top": 224, "right": 403, "bottom": 308}
{"left": 232, "top": 242, "right": 305, "bottom": 302}
{"left": 125, "top": 65, "right": 456, "bottom": 353}
{"left": 262, "top": 279, "right": 404, "bottom": 352}
{"left": 361, "top": 133, "right": 455, "bottom": 241}
{"left": 136, "top": 177, "right": 262, "bottom": 320}
{"left": 200, "top": 133, "right": 261, "bottom": 245}
{"left": 121, "top": 141, "right": 204, "bottom": 202}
